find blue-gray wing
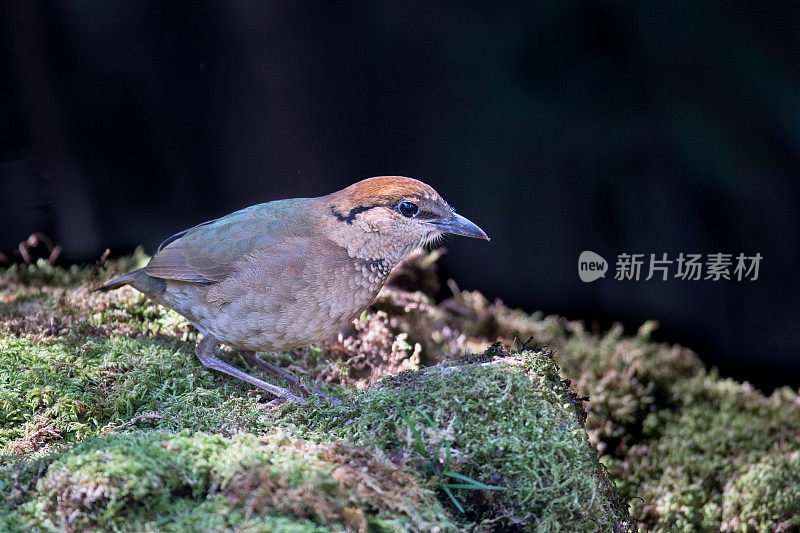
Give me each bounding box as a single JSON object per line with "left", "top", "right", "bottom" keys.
{"left": 156, "top": 218, "right": 219, "bottom": 252}
{"left": 145, "top": 199, "right": 307, "bottom": 285}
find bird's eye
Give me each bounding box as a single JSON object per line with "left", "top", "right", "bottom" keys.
{"left": 397, "top": 201, "right": 419, "bottom": 218}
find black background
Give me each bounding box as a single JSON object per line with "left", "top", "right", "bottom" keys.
{"left": 2, "top": 2, "right": 798, "bottom": 390}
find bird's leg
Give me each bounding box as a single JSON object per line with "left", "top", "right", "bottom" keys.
{"left": 195, "top": 335, "right": 303, "bottom": 402}
{"left": 239, "top": 350, "right": 340, "bottom": 404}
{"left": 239, "top": 350, "right": 302, "bottom": 384}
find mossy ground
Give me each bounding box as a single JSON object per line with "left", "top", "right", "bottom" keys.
{"left": 1, "top": 250, "right": 798, "bottom": 531}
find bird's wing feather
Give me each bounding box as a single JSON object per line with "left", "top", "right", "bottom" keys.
{"left": 145, "top": 199, "right": 308, "bottom": 284}
{"left": 157, "top": 218, "right": 220, "bottom": 252}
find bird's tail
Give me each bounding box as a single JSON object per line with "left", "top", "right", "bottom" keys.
{"left": 93, "top": 270, "right": 141, "bottom": 292}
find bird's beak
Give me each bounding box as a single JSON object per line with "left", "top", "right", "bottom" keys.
{"left": 426, "top": 212, "right": 490, "bottom": 241}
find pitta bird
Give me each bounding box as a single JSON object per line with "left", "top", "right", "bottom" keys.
{"left": 96, "top": 176, "right": 489, "bottom": 402}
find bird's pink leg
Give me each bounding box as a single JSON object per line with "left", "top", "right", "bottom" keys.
{"left": 239, "top": 350, "right": 341, "bottom": 404}
{"left": 194, "top": 335, "right": 303, "bottom": 402}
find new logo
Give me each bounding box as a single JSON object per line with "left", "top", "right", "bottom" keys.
{"left": 578, "top": 251, "right": 608, "bottom": 282}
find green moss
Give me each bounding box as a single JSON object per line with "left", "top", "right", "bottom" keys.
{"left": 1, "top": 431, "right": 450, "bottom": 531}
{"left": 3, "top": 252, "right": 799, "bottom": 530}
{"left": 608, "top": 374, "right": 800, "bottom": 532}
{"left": 720, "top": 450, "right": 800, "bottom": 532}
{"left": 279, "top": 350, "right": 634, "bottom": 531}
{"left": 509, "top": 320, "right": 800, "bottom": 531}
{"left": 426, "top": 287, "right": 800, "bottom": 531}
{"left": 0, "top": 334, "right": 633, "bottom": 529}
{"left": 546, "top": 323, "right": 702, "bottom": 455}
{"left": 0, "top": 334, "right": 274, "bottom": 455}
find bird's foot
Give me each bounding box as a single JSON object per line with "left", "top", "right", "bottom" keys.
{"left": 195, "top": 336, "right": 303, "bottom": 402}
{"left": 239, "top": 350, "right": 342, "bottom": 405}
{"left": 265, "top": 398, "right": 287, "bottom": 408}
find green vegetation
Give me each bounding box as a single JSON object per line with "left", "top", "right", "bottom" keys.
{"left": 0, "top": 334, "right": 273, "bottom": 454}
{"left": 1, "top": 251, "right": 798, "bottom": 531}
{"left": 387, "top": 397, "right": 506, "bottom": 513}
{"left": 2, "top": 431, "right": 451, "bottom": 532}
{"left": 277, "top": 348, "right": 631, "bottom": 530}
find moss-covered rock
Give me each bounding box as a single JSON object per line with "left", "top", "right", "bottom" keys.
{"left": 0, "top": 342, "right": 632, "bottom": 530}
{"left": 2, "top": 431, "right": 451, "bottom": 532}
{"left": 279, "top": 349, "right": 631, "bottom": 530}
{"left": 2, "top": 251, "right": 799, "bottom": 530}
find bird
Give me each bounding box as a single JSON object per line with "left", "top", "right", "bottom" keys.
{"left": 95, "top": 176, "right": 489, "bottom": 402}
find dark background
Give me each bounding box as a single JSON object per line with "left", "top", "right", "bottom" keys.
{"left": 1, "top": 2, "right": 798, "bottom": 391}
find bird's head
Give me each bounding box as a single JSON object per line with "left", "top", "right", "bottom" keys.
{"left": 324, "top": 176, "right": 488, "bottom": 261}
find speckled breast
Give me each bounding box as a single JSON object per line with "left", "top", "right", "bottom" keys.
{"left": 173, "top": 255, "right": 394, "bottom": 352}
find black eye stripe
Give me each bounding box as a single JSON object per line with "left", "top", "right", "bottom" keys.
{"left": 331, "top": 204, "right": 372, "bottom": 224}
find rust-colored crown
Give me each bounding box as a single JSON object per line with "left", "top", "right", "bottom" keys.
{"left": 331, "top": 176, "right": 446, "bottom": 211}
